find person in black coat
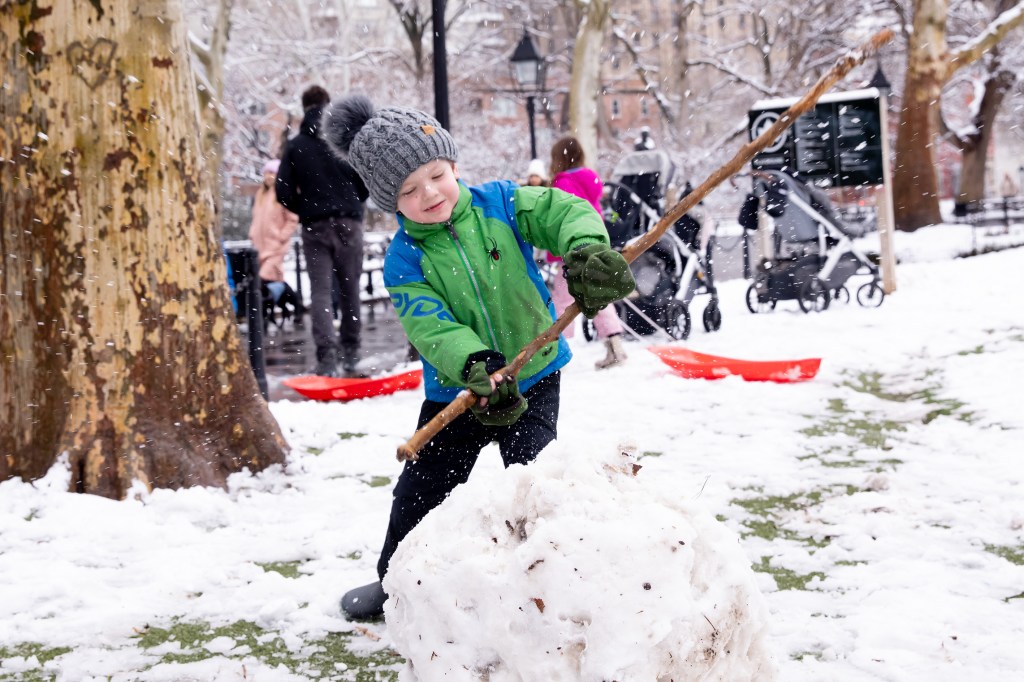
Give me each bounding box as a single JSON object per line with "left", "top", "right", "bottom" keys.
{"left": 276, "top": 86, "right": 370, "bottom": 377}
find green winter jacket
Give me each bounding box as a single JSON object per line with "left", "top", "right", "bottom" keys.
{"left": 383, "top": 179, "right": 609, "bottom": 401}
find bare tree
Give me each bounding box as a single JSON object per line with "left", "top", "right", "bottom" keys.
{"left": 941, "top": 0, "right": 1024, "bottom": 205}
{"left": 892, "top": 0, "right": 1024, "bottom": 230}
{"left": 0, "top": 1, "right": 287, "bottom": 498}
{"left": 567, "top": 0, "right": 612, "bottom": 166}
{"left": 189, "top": 0, "right": 235, "bottom": 184}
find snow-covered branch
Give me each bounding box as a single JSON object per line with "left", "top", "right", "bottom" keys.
{"left": 947, "top": 1, "right": 1024, "bottom": 77}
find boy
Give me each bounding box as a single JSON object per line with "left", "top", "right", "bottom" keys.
{"left": 322, "top": 95, "right": 635, "bottom": 620}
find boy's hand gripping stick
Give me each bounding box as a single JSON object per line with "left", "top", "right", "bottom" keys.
{"left": 396, "top": 28, "right": 894, "bottom": 463}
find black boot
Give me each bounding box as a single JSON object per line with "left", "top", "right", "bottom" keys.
{"left": 340, "top": 345, "right": 362, "bottom": 376}
{"left": 341, "top": 581, "right": 387, "bottom": 621}
{"left": 313, "top": 347, "right": 339, "bottom": 378}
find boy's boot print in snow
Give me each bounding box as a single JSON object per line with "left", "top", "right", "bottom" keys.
{"left": 595, "top": 334, "right": 628, "bottom": 370}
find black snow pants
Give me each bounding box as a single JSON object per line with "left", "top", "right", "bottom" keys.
{"left": 376, "top": 371, "right": 561, "bottom": 581}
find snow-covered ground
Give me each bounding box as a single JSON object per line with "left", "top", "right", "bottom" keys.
{"left": 2, "top": 225, "right": 1022, "bottom": 681}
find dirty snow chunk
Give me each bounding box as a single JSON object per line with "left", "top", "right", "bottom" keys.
{"left": 384, "top": 443, "right": 777, "bottom": 681}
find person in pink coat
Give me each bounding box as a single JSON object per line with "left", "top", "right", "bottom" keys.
{"left": 547, "top": 136, "right": 628, "bottom": 369}
{"left": 248, "top": 159, "right": 302, "bottom": 317}
{"left": 249, "top": 159, "right": 299, "bottom": 284}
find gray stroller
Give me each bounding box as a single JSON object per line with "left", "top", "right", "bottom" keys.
{"left": 601, "top": 149, "right": 722, "bottom": 340}
{"left": 744, "top": 170, "right": 884, "bottom": 314}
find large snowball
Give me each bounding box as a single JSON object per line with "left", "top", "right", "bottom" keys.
{"left": 383, "top": 443, "right": 776, "bottom": 681}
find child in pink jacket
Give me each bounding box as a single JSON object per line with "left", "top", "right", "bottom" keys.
{"left": 249, "top": 159, "right": 299, "bottom": 284}
{"left": 547, "top": 136, "right": 628, "bottom": 369}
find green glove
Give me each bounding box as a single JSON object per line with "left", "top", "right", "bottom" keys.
{"left": 562, "top": 243, "right": 636, "bottom": 319}
{"left": 465, "top": 361, "right": 528, "bottom": 427}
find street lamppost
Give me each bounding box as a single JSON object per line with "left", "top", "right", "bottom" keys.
{"left": 868, "top": 58, "right": 892, "bottom": 106}
{"left": 510, "top": 30, "right": 544, "bottom": 160}
{"left": 431, "top": 0, "right": 449, "bottom": 130}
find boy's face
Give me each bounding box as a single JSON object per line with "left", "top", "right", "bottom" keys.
{"left": 397, "top": 159, "right": 460, "bottom": 224}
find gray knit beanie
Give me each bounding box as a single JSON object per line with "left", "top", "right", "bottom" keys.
{"left": 321, "top": 95, "right": 459, "bottom": 214}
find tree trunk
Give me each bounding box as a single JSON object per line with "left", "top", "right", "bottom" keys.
{"left": 194, "top": 0, "right": 234, "bottom": 190}
{"left": 0, "top": 1, "right": 287, "bottom": 498}
{"left": 390, "top": 0, "right": 428, "bottom": 82}
{"left": 892, "top": 0, "right": 947, "bottom": 231}
{"left": 955, "top": 68, "right": 1014, "bottom": 205}
{"left": 569, "top": 0, "right": 611, "bottom": 166}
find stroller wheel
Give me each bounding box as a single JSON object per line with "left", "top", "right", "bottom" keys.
{"left": 664, "top": 300, "right": 691, "bottom": 341}
{"left": 834, "top": 286, "right": 851, "bottom": 305}
{"left": 581, "top": 316, "right": 596, "bottom": 342}
{"left": 702, "top": 300, "right": 723, "bottom": 333}
{"left": 856, "top": 281, "right": 885, "bottom": 308}
{"left": 797, "top": 278, "right": 830, "bottom": 313}
{"left": 745, "top": 283, "right": 776, "bottom": 314}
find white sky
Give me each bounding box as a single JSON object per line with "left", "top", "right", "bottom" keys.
{"left": 1, "top": 225, "right": 1023, "bottom": 681}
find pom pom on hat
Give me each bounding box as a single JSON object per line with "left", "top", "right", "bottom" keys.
{"left": 321, "top": 94, "right": 375, "bottom": 158}
{"left": 321, "top": 95, "right": 458, "bottom": 215}
{"left": 261, "top": 159, "right": 281, "bottom": 175}
{"left": 526, "top": 158, "right": 547, "bottom": 180}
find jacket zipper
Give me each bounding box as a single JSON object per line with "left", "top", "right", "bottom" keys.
{"left": 446, "top": 220, "right": 501, "bottom": 350}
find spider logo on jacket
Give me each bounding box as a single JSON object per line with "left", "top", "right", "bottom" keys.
{"left": 485, "top": 237, "right": 501, "bottom": 262}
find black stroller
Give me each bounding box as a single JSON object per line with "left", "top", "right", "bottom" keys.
{"left": 742, "top": 170, "right": 885, "bottom": 314}
{"left": 601, "top": 149, "right": 722, "bottom": 340}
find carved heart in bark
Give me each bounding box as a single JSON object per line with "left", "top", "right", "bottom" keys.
{"left": 67, "top": 38, "right": 117, "bottom": 88}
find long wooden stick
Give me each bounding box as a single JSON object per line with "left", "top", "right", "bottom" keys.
{"left": 397, "top": 29, "right": 894, "bottom": 462}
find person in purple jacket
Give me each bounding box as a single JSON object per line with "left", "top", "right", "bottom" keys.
{"left": 548, "top": 136, "right": 629, "bottom": 369}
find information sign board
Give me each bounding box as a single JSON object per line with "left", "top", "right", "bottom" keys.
{"left": 748, "top": 88, "right": 884, "bottom": 188}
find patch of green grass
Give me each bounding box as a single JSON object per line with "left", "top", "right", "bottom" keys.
{"left": 345, "top": 550, "right": 363, "bottom": 561}
{"left": 257, "top": 561, "right": 304, "bottom": 579}
{"left": 818, "top": 455, "right": 904, "bottom": 471}
{"left": 134, "top": 619, "right": 402, "bottom": 679}
{"left": 640, "top": 451, "right": 663, "bottom": 458}
{"left": 801, "top": 411, "right": 905, "bottom": 450}
{"left": 306, "top": 446, "right": 325, "bottom": 456}
{"left": 305, "top": 632, "right": 403, "bottom": 678}
{"left": 826, "top": 397, "right": 851, "bottom": 414}
{"left": 791, "top": 649, "right": 824, "bottom": 661}
{"left": 752, "top": 556, "right": 826, "bottom": 591}
{"left": 843, "top": 370, "right": 973, "bottom": 425}
{"left": 799, "top": 390, "right": 911, "bottom": 470}
{"left": 366, "top": 475, "right": 391, "bottom": 488}
{"left": 818, "top": 455, "right": 871, "bottom": 469}
{"left": 0, "top": 642, "right": 72, "bottom": 678}
{"left": 730, "top": 486, "right": 857, "bottom": 548}
{"left": 957, "top": 345, "right": 985, "bottom": 356}
{"left": 738, "top": 518, "right": 830, "bottom": 548}
{"left": 873, "top": 458, "right": 904, "bottom": 471}
{"left": 338, "top": 432, "right": 366, "bottom": 440}
{"left": 985, "top": 543, "right": 1024, "bottom": 566}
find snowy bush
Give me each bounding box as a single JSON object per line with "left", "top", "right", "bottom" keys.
{"left": 383, "top": 443, "right": 777, "bottom": 681}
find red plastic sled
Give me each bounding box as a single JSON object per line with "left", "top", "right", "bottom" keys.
{"left": 649, "top": 346, "right": 820, "bottom": 383}
{"left": 283, "top": 368, "right": 423, "bottom": 401}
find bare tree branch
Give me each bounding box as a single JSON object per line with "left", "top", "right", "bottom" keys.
{"left": 947, "top": 1, "right": 1024, "bottom": 77}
